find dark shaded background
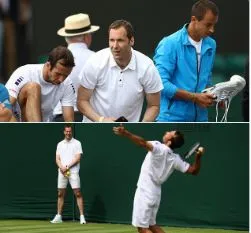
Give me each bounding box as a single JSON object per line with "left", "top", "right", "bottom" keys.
{"left": 31, "top": 0, "right": 249, "bottom": 60}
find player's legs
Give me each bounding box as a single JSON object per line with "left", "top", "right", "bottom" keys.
{"left": 137, "top": 227, "right": 153, "bottom": 233}
{"left": 69, "top": 173, "right": 84, "bottom": 216}
{"left": 132, "top": 188, "right": 160, "bottom": 233}
{"left": 57, "top": 188, "right": 66, "bottom": 215}
{"left": 17, "top": 82, "right": 42, "bottom": 121}
{"left": 73, "top": 188, "right": 84, "bottom": 215}
{"left": 57, "top": 171, "right": 69, "bottom": 215}
{"left": 149, "top": 225, "right": 165, "bottom": 233}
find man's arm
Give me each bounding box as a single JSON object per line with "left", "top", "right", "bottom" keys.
{"left": 186, "top": 147, "right": 204, "bottom": 175}
{"left": 113, "top": 125, "right": 153, "bottom": 151}
{"left": 175, "top": 90, "right": 214, "bottom": 108}
{"left": 62, "top": 106, "right": 74, "bottom": 122}
{"left": 56, "top": 153, "right": 67, "bottom": 174}
{"left": 0, "top": 104, "right": 13, "bottom": 122}
{"left": 68, "top": 153, "right": 81, "bottom": 169}
{"left": 142, "top": 92, "right": 160, "bottom": 122}
{"left": 77, "top": 86, "right": 115, "bottom": 122}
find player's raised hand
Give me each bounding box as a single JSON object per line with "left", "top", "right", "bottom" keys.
{"left": 113, "top": 123, "right": 126, "bottom": 136}
{"left": 196, "top": 146, "right": 205, "bottom": 157}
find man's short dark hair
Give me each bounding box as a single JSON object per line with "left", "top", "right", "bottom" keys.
{"left": 170, "top": 131, "right": 185, "bottom": 149}
{"left": 64, "top": 124, "right": 72, "bottom": 130}
{"left": 48, "top": 46, "right": 75, "bottom": 69}
{"left": 191, "top": 0, "right": 219, "bottom": 21}
{"left": 108, "top": 19, "right": 134, "bottom": 40}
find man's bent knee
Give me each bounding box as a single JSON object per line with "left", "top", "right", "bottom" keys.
{"left": 18, "top": 82, "right": 41, "bottom": 103}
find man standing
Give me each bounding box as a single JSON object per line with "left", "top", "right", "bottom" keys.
{"left": 154, "top": 0, "right": 219, "bottom": 122}
{"left": 51, "top": 124, "right": 86, "bottom": 224}
{"left": 53, "top": 13, "right": 100, "bottom": 122}
{"left": 5, "top": 46, "right": 75, "bottom": 122}
{"left": 77, "top": 19, "right": 163, "bottom": 122}
{"left": 113, "top": 125, "right": 204, "bottom": 233}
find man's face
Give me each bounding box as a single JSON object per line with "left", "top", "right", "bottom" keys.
{"left": 47, "top": 60, "right": 72, "bottom": 85}
{"left": 64, "top": 127, "right": 72, "bottom": 141}
{"left": 193, "top": 9, "right": 218, "bottom": 39}
{"left": 163, "top": 131, "right": 176, "bottom": 144}
{"left": 109, "top": 27, "right": 134, "bottom": 63}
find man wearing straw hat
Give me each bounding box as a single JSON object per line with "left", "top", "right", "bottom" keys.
{"left": 53, "top": 13, "right": 100, "bottom": 122}
{"left": 77, "top": 19, "right": 163, "bottom": 122}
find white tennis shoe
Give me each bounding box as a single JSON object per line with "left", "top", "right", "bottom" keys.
{"left": 80, "top": 215, "right": 86, "bottom": 224}
{"left": 50, "top": 214, "right": 63, "bottom": 223}
{"left": 202, "top": 75, "right": 246, "bottom": 122}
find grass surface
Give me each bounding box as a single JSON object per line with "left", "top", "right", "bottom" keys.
{"left": 0, "top": 220, "right": 248, "bottom": 233}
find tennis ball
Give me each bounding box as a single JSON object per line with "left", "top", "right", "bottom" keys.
{"left": 198, "top": 147, "right": 204, "bottom": 154}
{"left": 66, "top": 171, "right": 70, "bottom": 176}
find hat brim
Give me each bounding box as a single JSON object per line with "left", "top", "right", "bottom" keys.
{"left": 57, "top": 25, "right": 100, "bottom": 37}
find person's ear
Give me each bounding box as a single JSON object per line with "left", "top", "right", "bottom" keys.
{"left": 191, "top": 15, "right": 198, "bottom": 23}
{"left": 130, "top": 37, "right": 135, "bottom": 47}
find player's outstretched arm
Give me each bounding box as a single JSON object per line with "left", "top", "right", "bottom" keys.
{"left": 186, "top": 147, "right": 204, "bottom": 175}
{"left": 113, "top": 124, "right": 153, "bottom": 151}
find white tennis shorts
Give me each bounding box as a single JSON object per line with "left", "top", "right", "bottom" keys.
{"left": 57, "top": 171, "right": 81, "bottom": 189}
{"left": 132, "top": 187, "right": 161, "bottom": 228}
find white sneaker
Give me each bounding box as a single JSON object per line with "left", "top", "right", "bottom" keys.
{"left": 80, "top": 215, "right": 86, "bottom": 224}
{"left": 50, "top": 214, "right": 63, "bottom": 223}
{"left": 202, "top": 75, "right": 246, "bottom": 102}
{"left": 202, "top": 75, "right": 246, "bottom": 122}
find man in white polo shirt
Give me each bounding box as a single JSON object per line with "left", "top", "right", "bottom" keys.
{"left": 113, "top": 125, "right": 204, "bottom": 233}
{"left": 77, "top": 19, "right": 163, "bottom": 122}
{"left": 53, "top": 13, "right": 100, "bottom": 122}
{"left": 51, "top": 124, "right": 86, "bottom": 224}
{"left": 5, "top": 46, "right": 75, "bottom": 122}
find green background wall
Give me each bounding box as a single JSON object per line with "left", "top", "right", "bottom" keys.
{"left": 0, "top": 123, "right": 248, "bottom": 230}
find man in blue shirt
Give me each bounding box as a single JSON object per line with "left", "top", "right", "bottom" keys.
{"left": 0, "top": 83, "right": 15, "bottom": 121}
{"left": 154, "top": 0, "right": 219, "bottom": 122}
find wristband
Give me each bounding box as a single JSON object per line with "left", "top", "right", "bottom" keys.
{"left": 98, "top": 116, "right": 105, "bottom": 122}
{"left": 191, "top": 93, "right": 196, "bottom": 102}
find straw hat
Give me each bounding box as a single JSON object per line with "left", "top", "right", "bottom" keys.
{"left": 57, "top": 13, "right": 100, "bottom": 37}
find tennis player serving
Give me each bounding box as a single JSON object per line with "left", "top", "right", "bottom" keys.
{"left": 113, "top": 124, "right": 204, "bottom": 233}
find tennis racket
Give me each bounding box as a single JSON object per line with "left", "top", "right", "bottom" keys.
{"left": 184, "top": 142, "right": 200, "bottom": 159}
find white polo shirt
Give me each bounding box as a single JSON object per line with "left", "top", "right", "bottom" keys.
{"left": 53, "top": 43, "right": 95, "bottom": 115}
{"left": 5, "top": 64, "right": 75, "bottom": 122}
{"left": 79, "top": 48, "right": 163, "bottom": 122}
{"left": 56, "top": 138, "right": 83, "bottom": 173}
{"left": 137, "top": 141, "right": 190, "bottom": 195}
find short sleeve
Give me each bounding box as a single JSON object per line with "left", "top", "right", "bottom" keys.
{"left": 173, "top": 154, "right": 190, "bottom": 173}
{"left": 5, "top": 67, "right": 32, "bottom": 99}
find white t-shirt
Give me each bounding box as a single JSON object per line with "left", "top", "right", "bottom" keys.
{"left": 137, "top": 141, "right": 190, "bottom": 195}
{"left": 53, "top": 43, "right": 95, "bottom": 115}
{"left": 5, "top": 64, "right": 75, "bottom": 122}
{"left": 188, "top": 36, "right": 202, "bottom": 71}
{"left": 56, "top": 138, "right": 83, "bottom": 173}
{"left": 79, "top": 48, "right": 163, "bottom": 122}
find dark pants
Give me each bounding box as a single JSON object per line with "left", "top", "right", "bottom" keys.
{"left": 53, "top": 111, "right": 83, "bottom": 122}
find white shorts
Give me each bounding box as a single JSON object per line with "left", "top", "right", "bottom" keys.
{"left": 132, "top": 187, "right": 161, "bottom": 228}
{"left": 57, "top": 171, "right": 81, "bottom": 189}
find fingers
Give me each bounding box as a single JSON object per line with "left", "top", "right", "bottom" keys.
{"left": 197, "top": 146, "right": 205, "bottom": 155}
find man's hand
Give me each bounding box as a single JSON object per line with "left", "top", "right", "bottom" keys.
{"left": 113, "top": 124, "right": 126, "bottom": 136}
{"left": 194, "top": 93, "right": 215, "bottom": 108}
{"left": 60, "top": 165, "right": 68, "bottom": 175}
{"left": 196, "top": 146, "right": 205, "bottom": 157}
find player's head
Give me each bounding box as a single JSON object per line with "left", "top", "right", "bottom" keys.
{"left": 45, "top": 46, "right": 75, "bottom": 85}
{"left": 64, "top": 124, "right": 73, "bottom": 141}
{"left": 190, "top": 0, "right": 219, "bottom": 39}
{"left": 163, "top": 130, "right": 184, "bottom": 149}
{"left": 108, "top": 20, "right": 135, "bottom": 65}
